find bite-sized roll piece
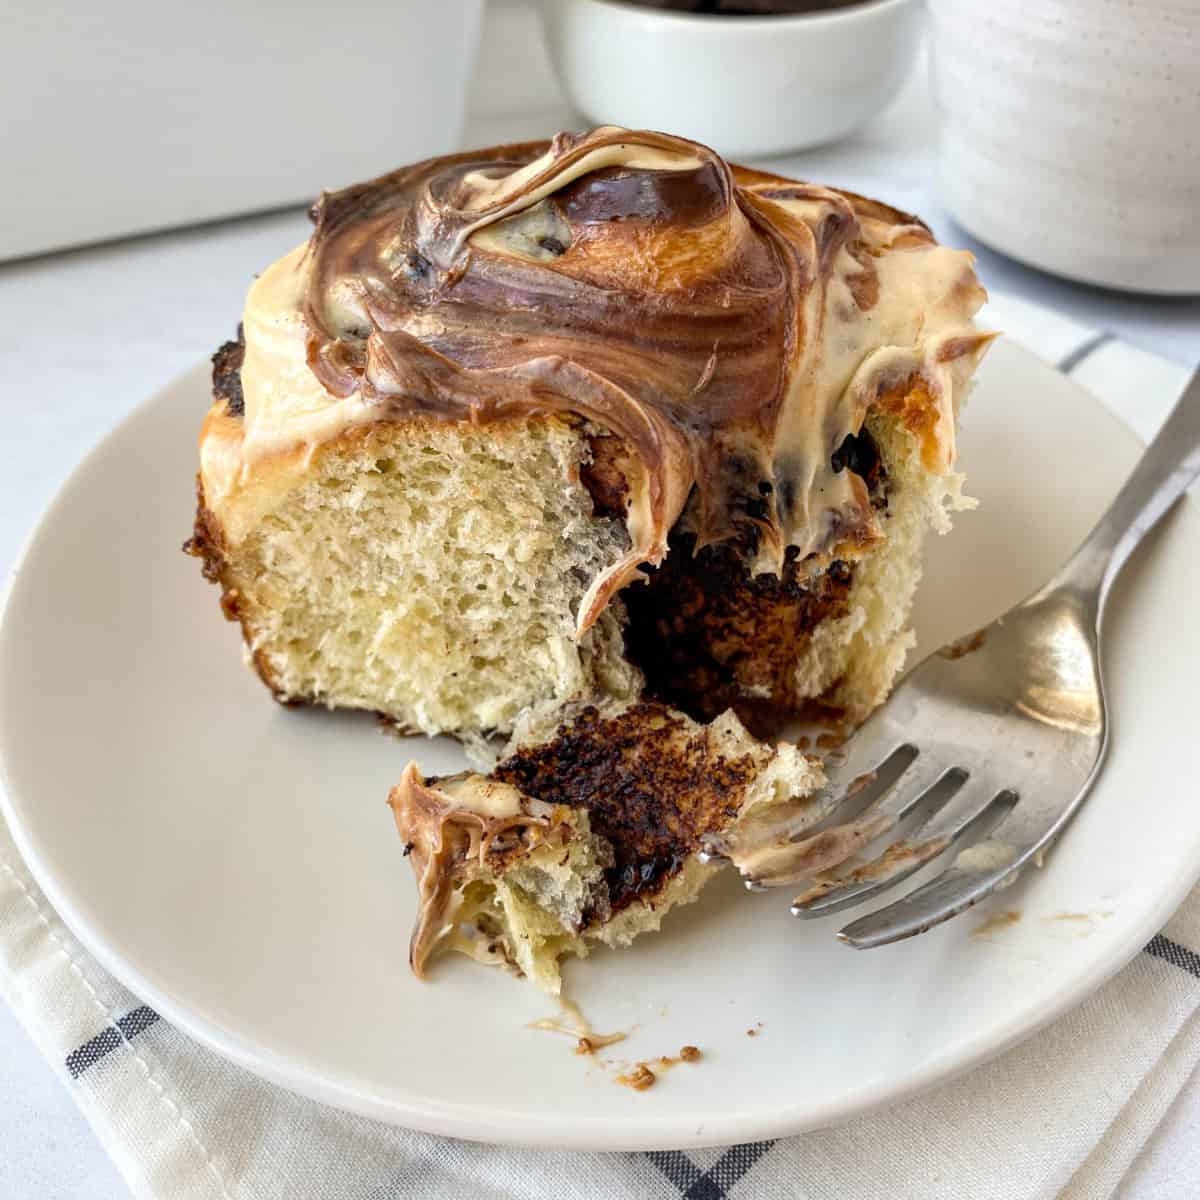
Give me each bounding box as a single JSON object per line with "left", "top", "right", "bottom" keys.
{"left": 389, "top": 699, "right": 825, "bottom": 993}
{"left": 186, "top": 126, "right": 991, "bottom": 739}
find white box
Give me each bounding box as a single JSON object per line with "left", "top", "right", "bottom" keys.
{"left": 0, "top": 1, "right": 484, "bottom": 261}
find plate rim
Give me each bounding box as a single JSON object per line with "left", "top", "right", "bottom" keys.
{"left": 2, "top": 343, "right": 1197, "bottom": 1150}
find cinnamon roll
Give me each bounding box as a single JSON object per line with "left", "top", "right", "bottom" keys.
{"left": 185, "top": 127, "right": 992, "bottom": 986}
{"left": 187, "top": 126, "right": 989, "bottom": 740}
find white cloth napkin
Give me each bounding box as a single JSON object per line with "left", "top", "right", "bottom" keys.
{"left": 1, "top": 293, "right": 1196, "bottom": 1200}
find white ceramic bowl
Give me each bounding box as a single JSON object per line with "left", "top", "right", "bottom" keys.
{"left": 929, "top": 0, "right": 1200, "bottom": 295}
{"left": 539, "top": 0, "right": 923, "bottom": 158}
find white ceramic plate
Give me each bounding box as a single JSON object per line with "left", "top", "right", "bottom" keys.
{"left": 2, "top": 338, "right": 1198, "bottom": 1150}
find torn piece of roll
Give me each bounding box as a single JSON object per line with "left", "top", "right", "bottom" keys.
{"left": 389, "top": 699, "right": 827, "bottom": 994}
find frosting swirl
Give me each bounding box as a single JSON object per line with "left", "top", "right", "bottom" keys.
{"left": 228, "top": 127, "right": 991, "bottom": 633}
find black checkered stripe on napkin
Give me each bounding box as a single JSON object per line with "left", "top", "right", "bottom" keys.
{"left": 60, "top": 933, "right": 1200, "bottom": 1199}
{"left": 644, "top": 1142, "right": 775, "bottom": 1198}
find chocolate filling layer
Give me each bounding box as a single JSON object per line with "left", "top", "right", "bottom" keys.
{"left": 495, "top": 703, "right": 759, "bottom": 915}
{"left": 584, "top": 426, "right": 887, "bottom": 733}
{"left": 622, "top": 537, "right": 857, "bottom": 731}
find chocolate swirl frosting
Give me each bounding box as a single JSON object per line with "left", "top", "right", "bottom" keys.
{"left": 254, "top": 127, "right": 989, "bottom": 633}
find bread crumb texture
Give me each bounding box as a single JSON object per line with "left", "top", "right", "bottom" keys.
{"left": 200, "top": 416, "right": 640, "bottom": 736}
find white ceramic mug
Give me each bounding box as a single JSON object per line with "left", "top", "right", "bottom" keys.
{"left": 929, "top": 0, "right": 1200, "bottom": 295}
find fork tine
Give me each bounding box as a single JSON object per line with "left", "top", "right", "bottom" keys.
{"left": 791, "top": 780, "right": 1017, "bottom": 918}
{"left": 738, "top": 752, "right": 958, "bottom": 888}
{"left": 836, "top": 863, "right": 1015, "bottom": 948}
{"left": 836, "top": 797, "right": 1035, "bottom": 949}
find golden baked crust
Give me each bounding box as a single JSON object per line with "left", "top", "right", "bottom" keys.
{"left": 183, "top": 472, "right": 290, "bottom": 701}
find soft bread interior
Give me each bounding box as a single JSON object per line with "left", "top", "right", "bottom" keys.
{"left": 195, "top": 416, "right": 641, "bottom": 737}
{"left": 800, "top": 407, "right": 973, "bottom": 724}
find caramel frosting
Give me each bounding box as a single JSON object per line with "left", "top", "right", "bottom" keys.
{"left": 388, "top": 764, "right": 580, "bottom": 976}
{"left": 204, "top": 127, "right": 992, "bottom": 631}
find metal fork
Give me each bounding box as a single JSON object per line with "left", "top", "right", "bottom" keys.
{"left": 713, "top": 368, "right": 1200, "bottom": 948}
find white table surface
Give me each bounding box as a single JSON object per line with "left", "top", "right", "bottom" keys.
{"left": 1, "top": 3, "right": 1197, "bottom": 1197}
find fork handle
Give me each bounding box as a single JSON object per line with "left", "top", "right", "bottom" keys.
{"left": 1053, "top": 368, "right": 1200, "bottom": 612}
